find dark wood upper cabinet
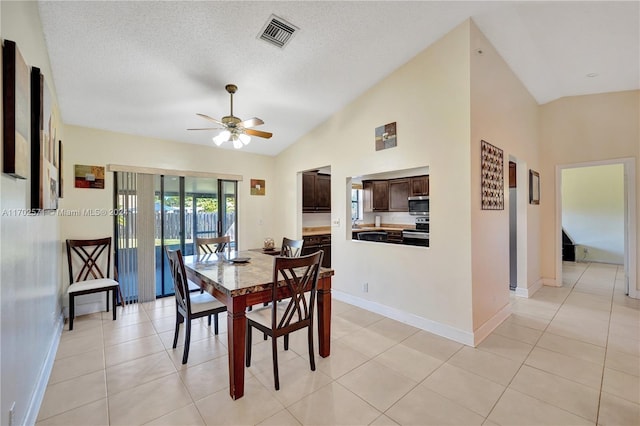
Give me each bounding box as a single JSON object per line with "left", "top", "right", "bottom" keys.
{"left": 389, "top": 178, "right": 409, "bottom": 211}
{"left": 363, "top": 174, "right": 428, "bottom": 212}
{"left": 410, "top": 175, "right": 429, "bottom": 196}
{"left": 315, "top": 173, "right": 331, "bottom": 211}
{"left": 302, "top": 171, "right": 331, "bottom": 212}
{"left": 371, "top": 180, "right": 389, "bottom": 211}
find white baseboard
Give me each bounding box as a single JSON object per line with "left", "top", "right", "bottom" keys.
{"left": 543, "top": 277, "right": 561, "bottom": 287}
{"left": 64, "top": 300, "right": 108, "bottom": 318}
{"left": 24, "top": 312, "right": 64, "bottom": 426}
{"left": 332, "top": 290, "right": 475, "bottom": 346}
{"left": 515, "top": 278, "right": 544, "bottom": 298}
{"left": 473, "top": 303, "right": 511, "bottom": 346}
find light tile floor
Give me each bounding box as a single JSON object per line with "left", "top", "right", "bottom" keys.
{"left": 37, "top": 262, "right": 640, "bottom": 425}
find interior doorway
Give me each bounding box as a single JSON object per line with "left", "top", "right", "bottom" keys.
{"left": 556, "top": 158, "right": 637, "bottom": 298}
{"left": 509, "top": 160, "right": 517, "bottom": 290}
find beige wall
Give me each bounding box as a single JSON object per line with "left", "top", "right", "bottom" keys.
{"left": 0, "top": 2, "right": 64, "bottom": 425}
{"left": 469, "top": 22, "right": 540, "bottom": 333}
{"left": 59, "top": 125, "right": 276, "bottom": 284}
{"left": 274, "top": 21, "right": 475, "bottom": 338}
{"left": 540, "top": 90, "right": 639, "bottom": 290}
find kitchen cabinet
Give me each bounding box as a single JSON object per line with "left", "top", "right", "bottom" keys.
{"left": 303, "top": 171, "right": 331, "bottom": 212}
{"left": 302, "top": 234, "right": 331, "bottom": 268}
{"left": 389, "top": 178, "right": 409, "bottom": 211}
{"left": 363, "top": 180, "right": 389, "bottom": 212}
{"left": 410, "top": 175, "right": 429, "bottom": 196}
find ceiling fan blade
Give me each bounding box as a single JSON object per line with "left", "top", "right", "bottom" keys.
{"left": 187, "top": 127, "right": 224, "bottom": 131}
{"left": 245, "top": 128, "right": 273, "bottom": 139}
{"left": 238, "top": 117, "right": 264, "bottom": 129}
{"left": 196, "top": 113, "right": 224, "bottom": 125}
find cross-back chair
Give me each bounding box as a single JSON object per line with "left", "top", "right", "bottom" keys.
{"left": 280, "top": 237, "right": 304, "bottom": 257}
{"left": 66, "top": 238, "right": 120, "bottom": 331}
{"left": 245, "top": 250, "right": 324, "bottom": 390}
{"left": 196, "top": 235, "right": 230, "bottom": 255}
{"left": 166, "top": 248, "right": 227, "bottom": 364}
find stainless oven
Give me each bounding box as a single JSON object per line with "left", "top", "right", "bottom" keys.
{"left": 402, "top": 217, "right": 429, "bottom": 247}
{"left": 408, "top": 196, "right": 429, "bottom": 216}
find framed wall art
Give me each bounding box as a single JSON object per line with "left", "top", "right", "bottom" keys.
{"left": 375, "top": 122, "right": 397, "bottom": 151}
{"left": 30, "top": 67, "right": 59, "bottom": 210}
{"left": 2, "top": 39, "right": 30, "bottom": 179}
{"left": 75, "top": 164, "right": 105, "bottom": 189}
{"left": 480, "top": 139, "right": 504, "bottom": 210}
{"left": 58, "top": 140, "right": 64, "bottom": 198}
{"left": 529, "top": 169, "right": 540, "bottom": 204}
{"left": 250, "top": 179, "right": 265, "bottom": 196}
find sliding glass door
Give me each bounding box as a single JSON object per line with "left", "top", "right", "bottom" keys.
{"left": 155, "top": 175, "right": 237, "bottom": 297}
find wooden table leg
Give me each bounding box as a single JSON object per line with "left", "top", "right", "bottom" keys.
{"left": 316, "top": 276, "right": 332, "bottom": 357}
{"left": 226, "top": 296, "right": 247, "bottom": 399}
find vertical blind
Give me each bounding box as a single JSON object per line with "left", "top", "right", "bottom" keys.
{"left": 114, "top": 171, "right": 156, "bottom": 303}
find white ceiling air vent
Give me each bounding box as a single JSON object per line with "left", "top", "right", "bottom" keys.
{"left": 258, "top": 15, "right": 298, "bottom": 48}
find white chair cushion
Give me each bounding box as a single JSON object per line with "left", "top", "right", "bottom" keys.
{"left": 187, "top": 279, "right": 201, "bottom": 292}
{"left": 190, "top": 292, "right": 225, "bottom": 314}
{"left": 68, "top": 278, "right": 118, "bottom": 294}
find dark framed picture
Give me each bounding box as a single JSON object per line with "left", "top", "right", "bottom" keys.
{"left": 75, "top": 164, "right": 105, "bottom": 189}
{"left": 250, "top": 179, "right": 265, "bottom": 195}
{"left": 529, "top": 169, "right": 540, "bottom": 204}
{"left": 480, "top": 140, "right": 504, "bottom": 210}
{"left": 2, "top": 39, "right": 29, "bottom": 179}
{"left": 58, "top": 140, "right": 63, "bottom": 198}
{"left": 30, "top": 67, "right": 59, "bottom": 210}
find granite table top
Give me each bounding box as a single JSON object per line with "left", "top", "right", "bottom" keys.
{"left": 183, "top": 251, "right": 334, "bottom": 297}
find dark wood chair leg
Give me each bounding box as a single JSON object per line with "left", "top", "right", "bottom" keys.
{"left": 245, "top": 324, "right": 253, "bottom": 367}
{"left": 69, "top": 294, "right": 75, "bottom": 331}
{"left": 173, "top": 311, "right": 181, "bottom": 348}
{"left": 208, "top": 314, "right": 212, "bottom": 327}
{"left": 112, "top": 288, "right": 117, "bottom": 320}
{"left": 272, "top": 336, "right": 280, "bottom": 391}
{"left": 214, "top": 313, "right": 219, "bottom": 335}
{"left": 284, "top": 334, "right": 289, "bottom": 350}
{"left": 106, "top": 291, "right": 109, "bottom": 312}
{"left": 182, "top": 319, "right": 191, "bottom": 364}
{"left": 308, "top": 325, "right": 316, "bottom": 371}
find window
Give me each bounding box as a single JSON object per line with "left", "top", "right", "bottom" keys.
{"left": 351, "top": 188, "right": 363, "bottom": 221}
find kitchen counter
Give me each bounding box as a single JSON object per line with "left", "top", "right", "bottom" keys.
{"left": 352, "top": 223, "right": 414, "bottom": 232}
{"left": 302, "top": 226, "right": 331, "bottom": 236}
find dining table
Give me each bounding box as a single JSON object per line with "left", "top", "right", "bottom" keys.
{"left": 183, "top": 250, "right": 334, "bottom": 400}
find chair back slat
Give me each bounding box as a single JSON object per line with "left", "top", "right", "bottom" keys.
{"left": 272, "top": 251, "right": 323, "bottom": 331}
{"left": 280, "top": 237, "right": 303, "bottom": 257}
{"left": 196, "top": 236, "right": 230, "bottom": 255}
{"left": 66, "top": 238, "right": 112, "bottom": 284}
{"left": 165, "top": 248, "right": 191, "bottom": 314}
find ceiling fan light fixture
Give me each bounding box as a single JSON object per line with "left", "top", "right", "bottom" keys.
{"left": 232, "top": 136, "right": 243, "bottom": 149}
{"left": 239, "top": 133, "right": 251, "bottom": 145}
{"left": 213, "top": 130, "right": 231, "bottom": 146}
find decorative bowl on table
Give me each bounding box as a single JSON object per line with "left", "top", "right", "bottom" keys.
{"left": 263, "top": 237, "right": 275, "bottom": 250}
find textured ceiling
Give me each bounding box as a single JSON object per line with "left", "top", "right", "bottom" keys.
{"left": 37, "top": 1, "right": 639, "bottom": 156}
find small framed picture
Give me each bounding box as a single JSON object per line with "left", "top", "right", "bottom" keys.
{"left": 529, "top": 169, "right": 540, "bottom": 204}
{"left": 250, "top": 179, "right": 265, "bottom": 196}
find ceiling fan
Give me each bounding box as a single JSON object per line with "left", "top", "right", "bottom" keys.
{"left": 188, "top": 84, "right": 273, "bottom": 149}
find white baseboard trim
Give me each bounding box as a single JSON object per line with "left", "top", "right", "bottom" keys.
{"left": 473, "top": 303, "right": 511, "bottom": 346}
{"left": 542, "top": 278, "right": 560, "bottom": 287}
{"left": 24, "top": 312, "right": 64, "bottom": 426}
{"left": 64, "top": 300, "right": 108, "bottom": 318}
{"left": 515, "top": 278, "right": 544, "bottom": 298}
{"left": 332, "top": 290, "right": 475, "bottom": 346}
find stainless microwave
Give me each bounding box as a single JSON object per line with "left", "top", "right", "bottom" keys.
{"left": 408, "top": 196, "right": 429, "bottom": 216}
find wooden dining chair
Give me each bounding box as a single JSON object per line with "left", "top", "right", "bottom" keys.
{"left": 196, "top": 235, "right": 230, "bottom": 255}
{"left": 245, "top": 251, "right": 324, "bottom": 390}
{"left": 166, "top": 248, "right": 227, "bottom": 364}
{"left": 66, "top": 238, "right": 120, "bottom": 331}
{"left": 280, "top": 237, "right": 304, "bottom": 257}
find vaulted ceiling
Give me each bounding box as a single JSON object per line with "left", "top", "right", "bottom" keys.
{"left": 38, "top": 1, "right": 639, "bottom": 156}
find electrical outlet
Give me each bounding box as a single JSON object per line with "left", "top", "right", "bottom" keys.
{"left": 362, "top": 282, "right": 368, "bottom": 293}
{"left": 9, "top": 402, "right": 15, "bottom": 426}
{"left": 332, "top": 218, "right": 340, "bottom": 226}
